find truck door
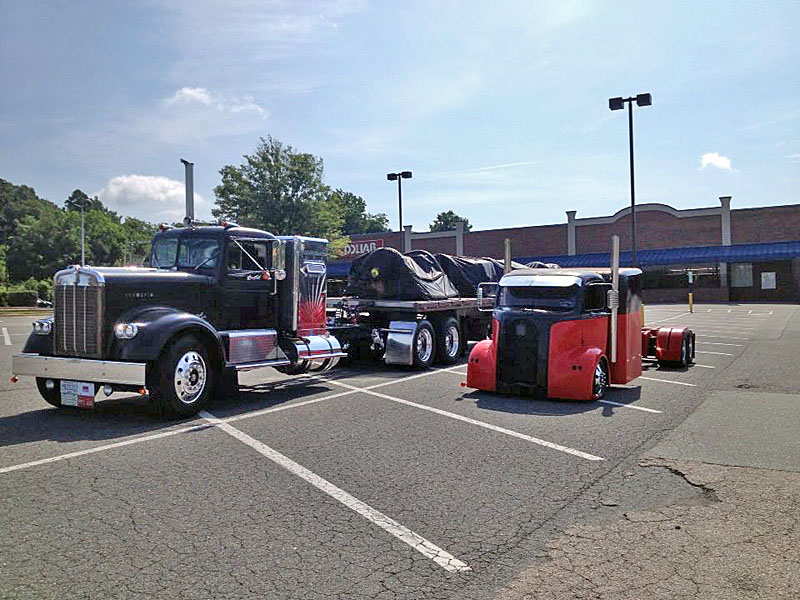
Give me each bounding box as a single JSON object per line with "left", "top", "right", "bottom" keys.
{"left": 223, "top": 238, "right": 275, "bottom": 329}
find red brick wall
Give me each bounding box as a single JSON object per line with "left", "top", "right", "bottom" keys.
{"left": 464, "top": 224, "right": 567, "bottom": 258}
{"left": 577, "top": 211, "right": 722, "bottom": 253}
{"left": 731, "top": 205, "right": 800, "bottom": 244}
{"left": 411, "top": 236, "right": 456, "bottom": 254}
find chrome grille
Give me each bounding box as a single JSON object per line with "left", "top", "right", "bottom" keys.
{"left": 54, "top": 278, "right": 104, "bottom": 359}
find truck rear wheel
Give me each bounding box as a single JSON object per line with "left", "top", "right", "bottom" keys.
{"left": 36, "top": 378, "right": 62, "bottom": 408}
{"left": 412, "top": 320, "right": 436, "bottom": 369}
{"left": 435, "top": 317, "right": 463, "bottom": 365}
{"left": 148, "top": 334, "right": 214, "bottom": 419}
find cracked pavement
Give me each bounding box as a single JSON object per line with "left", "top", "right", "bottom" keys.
{"left": 1, "top": 304, "right": 798, "bottom": 598}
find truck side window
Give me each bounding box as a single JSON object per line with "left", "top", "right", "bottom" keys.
{"left": 584, "top": 283, "right": 611, "bottom": 313}
{"left": 227, "top": 240, "right": 269, "bottom": 272}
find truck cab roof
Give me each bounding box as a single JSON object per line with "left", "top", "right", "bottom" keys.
{"left": 499, "top": 267, "right": 642, "bottom": 287}
{"left": 152, "top": 225, "right": 278, "bottom": 242}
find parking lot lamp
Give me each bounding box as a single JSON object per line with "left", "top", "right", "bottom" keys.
{"left": 387, "top": 171, "right": 412, "bottom": 232}
{"left": 609, "top": 93, "right": 652, "bottom": 267}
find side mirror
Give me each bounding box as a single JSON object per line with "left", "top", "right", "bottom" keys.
{"left": 271, "top": 240, "right": 286, "bottom": 272}
{"left": 477, "top": 282, "right": 498, "bottom": 312}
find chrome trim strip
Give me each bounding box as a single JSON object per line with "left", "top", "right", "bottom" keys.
{"left": 12, "top": 354, "right": 145, "bottom": 386}
{"left": 232, "top": 359, "right": 291, "bottom": 372}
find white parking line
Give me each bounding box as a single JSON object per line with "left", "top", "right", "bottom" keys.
{"left": 639, "top": 377, "right": 697, "bottom": 387}
{"left": 325, "top": 380, "right": 604, "bottom": 461}
{"left": 0, "top": 422, "right": 215, "bottom": 474}
{"left": 697, "top": 335, "right": 750, "bottom": 340}
{"left": 697, "top": 342, "right": 742, "bottom": 347}
{"left": 696, "top": 350, "right": 733, "bottom": 356}
{"left": 644, "top": 312, "right": 691, "bottom": 326}
{"left": 691, "top": 364, "right": 716, "bottom": 369}
{"left": 201, "top": 411, "right": 471, "bottom": 573}
{"left": 598, "top": 400, "right": 662, "bottom": 414}
{"left": 2, "top": 327, "right": 10, "bottom": 346}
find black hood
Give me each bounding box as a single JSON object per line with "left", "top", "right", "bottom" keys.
{"left": 95, "top": 267, "right": 214, "bottom": 319}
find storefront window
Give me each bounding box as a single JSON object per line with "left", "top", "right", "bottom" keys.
{"left": 731, "top": 264, "right": 753, "bottom": 288}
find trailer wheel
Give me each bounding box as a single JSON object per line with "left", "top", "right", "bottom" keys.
{"left": 36, "top": 378, "right": 62, "bottom": 408}
{"left": 412, "top": 320, "right": 436, "bottom": 369}
{"left": 435, "top": 317, "right": 463, "bottom": 365}
{"left": 592, "top": 359, "right": 609, "bottom": 400}
{"left": 148, "top": 334, "right": 213, "bottom": 419}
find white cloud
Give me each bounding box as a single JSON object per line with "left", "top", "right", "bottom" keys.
{"left": 163, "top": 86, "right": 265, "bottom": 115}
{"left": 785, "top": 153, "right": 800, "bottom": 164}
{"left": 94, "top": 175, "right": 210, "bottom": 223}
{"left": 700, "top": 152, "right": 733, "bottom": 171}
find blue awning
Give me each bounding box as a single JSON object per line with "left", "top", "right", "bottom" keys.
{"left": 517, "top": 241, "right": 800, "bottom": 268}
{"left": 328, "top": 240, "right": 800, "bottom": 276}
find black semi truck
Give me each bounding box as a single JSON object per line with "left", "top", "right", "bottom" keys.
{"left": 12, "top": 223, "right": 345, "bottom": 418}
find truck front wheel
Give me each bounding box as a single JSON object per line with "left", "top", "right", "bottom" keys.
{"left": 148, "top": 334, "right": 213, "bottom": 419}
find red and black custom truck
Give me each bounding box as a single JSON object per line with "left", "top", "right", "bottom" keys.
{"left": 465, "top": 263, "right": 695, "bottom": 400}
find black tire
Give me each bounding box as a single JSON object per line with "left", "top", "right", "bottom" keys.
{"left": 412, "top": 320, "right": 436, "bottom": 369}
{"left": 592, "top": 358, "right": 609, "bottom": 400}
{"left": 36, "top": 377, "right": 62, "bottom": 408}
{"left": 687, "top": 333, "right": 695, "bottom": 365}
{"left": 435, "top": 317, "right": 463, "bottom": 365}
{"left": 679, "top": 333, "right": 690, "bottom": 368}
{"left": 148, "top": 334, "right": 214, "bottom": 419}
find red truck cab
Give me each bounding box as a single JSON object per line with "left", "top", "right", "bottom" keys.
{"left": 466, "top": 268, "right": 693, "bottom": 400}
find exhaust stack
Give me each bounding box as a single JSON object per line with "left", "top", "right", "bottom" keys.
{"left": 180, "top": 158, "right": 194, "bottom": 225}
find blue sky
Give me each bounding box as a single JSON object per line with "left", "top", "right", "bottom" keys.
{"left": 1, "top": 1, "right": 798, "bottom": 231}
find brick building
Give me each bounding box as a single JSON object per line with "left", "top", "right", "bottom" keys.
{"left": 330, "top": 197, "right": 800, "bottom": 303}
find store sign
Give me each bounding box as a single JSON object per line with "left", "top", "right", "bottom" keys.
{"left": 342, "top": 239, "right": 384, "bottom": 258}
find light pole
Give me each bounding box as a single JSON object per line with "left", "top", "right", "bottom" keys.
{"left": 386, "top": 171, "right": 412, "bottom": 232}
{"left": 78, "top": 198, "right": 91, "bottom": 266}
{"left": 609, "top": 92, "right": 652, "bottom": 267}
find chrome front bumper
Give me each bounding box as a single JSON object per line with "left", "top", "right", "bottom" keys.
{"left": 12, "top": 353, "right": 146, "bottom": 386}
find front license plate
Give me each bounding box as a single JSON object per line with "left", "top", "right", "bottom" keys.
{"left": 60, "top": 380, "right": 96, "bottom": 408}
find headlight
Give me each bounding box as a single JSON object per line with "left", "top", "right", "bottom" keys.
{"left": 33, "top": 320, "right": 52, "bottom": 335}
{"left": 114, "top": 323, "right": 139, "bottom": 339}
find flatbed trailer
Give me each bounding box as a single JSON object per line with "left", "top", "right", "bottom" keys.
{"left": 327, "top": 296, "right": 494, "bottom": 368}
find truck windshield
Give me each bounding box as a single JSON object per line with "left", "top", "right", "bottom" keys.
{"left": 150, "top": 238, "right": 220, "bottom": 270}
{"left": 498, "top": 285, "right": 577, "bottom": 312}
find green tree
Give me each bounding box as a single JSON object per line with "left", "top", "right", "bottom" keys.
{"left": 65, "top": 189, "right": 118, "bottom": 218}
{"left": 331, "top": 189, "right": 390, "bottom": 235}
{"left": 213, "top": 136, "right": 348, "bottom": 255}
{"left": 429, "top": 210, "right": 473, "bottom": 232}
{"left": 0, "top": 178, "right": 60, "bottom": 244}
{"left": 6, "top": 212, "right": 80, "bottom": 281}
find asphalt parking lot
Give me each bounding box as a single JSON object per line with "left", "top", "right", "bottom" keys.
{"left": 1, "top": 303, "right": 798, "bottom": 599}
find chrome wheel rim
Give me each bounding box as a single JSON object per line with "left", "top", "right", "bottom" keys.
{"left": 416, "top": 328, "right": 434, "bottom": 364}
{"left": 688, "top": 337, "right": 694, "bottom": 361}
{"left": 681, "top": 339, "right": 687, "bottom": 364}
{"left": 444, "top": 325, "right": 460, "bottom": 359}
{"left": 174, "top": 351, "right": 207, "bottom": 405}
{"left": 593, "top": 362, "right": 608, "bottom": 398}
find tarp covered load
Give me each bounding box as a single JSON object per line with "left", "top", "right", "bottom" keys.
{"left": 525, "top": 261, "right": 561, "bottom": 269}
{"left": 345, "top": 248, "right": 459, "bottom": 300}
{"left": 433, "top": 254, "right": 509, "bottom": 297}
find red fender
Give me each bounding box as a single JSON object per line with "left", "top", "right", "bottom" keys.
{"left": 548, "top": 320, "right": 605, "bottom": 400}
{"left": 465, "top": 320, "right": 498, "bottom": 392}
{"left": 655, "top": 327, "right": 689, "bottom": 362}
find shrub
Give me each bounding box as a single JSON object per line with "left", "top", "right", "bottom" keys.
{"left": 6, "top": 290, "right": 38, "bottom": 306}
